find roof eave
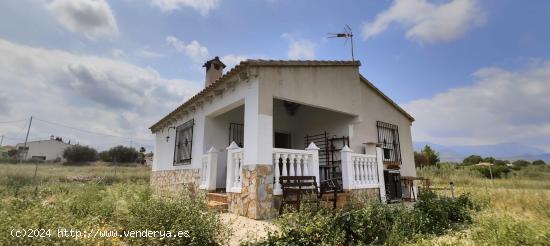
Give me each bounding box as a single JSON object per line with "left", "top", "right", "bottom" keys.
{"left": 359, "top": 75, "right": 415, "bottom": 122}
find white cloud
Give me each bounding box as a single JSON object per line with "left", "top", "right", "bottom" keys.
{"left": 362, "top": 0, "right": 485, "bottom": 43}
{"left": 404, "top": 61, "right": 550, "bottom": 151}
{"left": 0, "top": 38, "right": 200, "bottom": 149}
{"left": 45, "top": 0, "right": 119, "bottom": 40}
{"left": 166, "top": 36, "right": 209, "bottom": 62}
{"left": 220, "top": 54, "right": 248, "bottom": 69}
{"left": 282, "top": 33, "right": 315, "bottom": 60}
{"left": 151, "top": 0, "right": 219, "bottom": 15}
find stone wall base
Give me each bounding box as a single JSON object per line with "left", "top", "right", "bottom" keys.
{"left": 227, "top": 165, "right": 277, "bottom": 220}
{"left": 150, "top": 169, "right": 200, "bottom": 197}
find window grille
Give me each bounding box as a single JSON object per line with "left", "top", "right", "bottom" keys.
{"left": 376, "top": 121, "right": 401, "bottom": 165}
{"left": 174, "top": 119, "right": 194, "bottom": 165}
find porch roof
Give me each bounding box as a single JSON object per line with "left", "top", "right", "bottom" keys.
{"left": 149, "top": 59, "right": 413, "bottom": 132}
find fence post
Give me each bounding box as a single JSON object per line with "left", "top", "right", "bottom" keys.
{"left": 340, "top": 145, "right": 353, "bottom": 190}
{"left": 226, "top": 141, "right": 239, "bottom": 193}
{"left": 376, "top": 147, "right": 387, "bottom": 203}
{"left": 206, "top": 147, "right": 219, "bottom": 190}
{"left": 306, "top": 142, "right": 320, "bottom": 187}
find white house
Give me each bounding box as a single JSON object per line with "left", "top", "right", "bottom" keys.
{"left": 150, "top": 57, "right": 416, "bottom": 219}
{"left": 16, "top": 137, "right": 71, "bottom": 161}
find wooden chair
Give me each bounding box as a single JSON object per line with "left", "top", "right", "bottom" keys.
{"left": 279, "top": 176, "right": 320, "bottom": 214}
{"left": 320, "top": 178, "right": 343, "bottom": 209}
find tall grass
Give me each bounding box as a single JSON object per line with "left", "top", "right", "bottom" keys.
{"left": 0, "top": 163, "right": 229, "bottom": 245}
{"left": 415, "top": 164, "right": 550, "bottom": 245}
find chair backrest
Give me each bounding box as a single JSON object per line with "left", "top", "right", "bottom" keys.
{"left": 280, "top": 176, "right": 319, "bottom": 200}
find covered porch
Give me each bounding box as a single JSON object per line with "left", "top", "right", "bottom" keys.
{"left": 198, "top": 97, "right": 387, "bottom": 219}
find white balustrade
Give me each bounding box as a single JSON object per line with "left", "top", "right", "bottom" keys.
{"left": 199, "top": 147, "right": 219, "bottom": 190}
{"left": 272, "top": 142, "right": 320, "bottom": 195}
{"left": 341, "top": 146, "right": 386, "bottom": 202}
{"left": 226, "top": 142, "right": 244, "bottom": 193}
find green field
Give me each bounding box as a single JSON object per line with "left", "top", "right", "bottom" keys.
{"left": 1, "top": 162, "right": 549, "bottom": 245}
{"left": 413, "top": 164, "right": 550, "bottom": 245}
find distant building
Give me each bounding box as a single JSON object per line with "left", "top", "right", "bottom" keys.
{"left": 16, "top": 136, "right": 71, "bottom": 161}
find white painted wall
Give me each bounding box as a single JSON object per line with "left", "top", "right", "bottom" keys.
{"left": 273, "top": 99, "right": 355, "bottom": 149}
{"left": 259, "top": 66, "right": 416, "bottom": 177}
{"left": 15, "top": 140, "right": 71, "bottom": 161}
{"left": 152, "top": 75, "right": 257, "bottom": 174}
{"left": 153, "top": 64, "right": 416, "bottom": 179}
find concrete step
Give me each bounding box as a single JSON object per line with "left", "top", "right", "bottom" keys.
{"left": 207, "top": 200, "right": 228, "bottom": 212}
{"left": 207, "top": 192, "right": 228, "bottom": 203}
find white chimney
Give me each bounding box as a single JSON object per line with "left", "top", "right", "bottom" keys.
{"left": 202, "top": 56, "right": 226, "bottom": 87}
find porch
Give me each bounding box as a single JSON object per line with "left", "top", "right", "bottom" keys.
{"left": 197, "top": 98, "right": 388, "bottom": 218}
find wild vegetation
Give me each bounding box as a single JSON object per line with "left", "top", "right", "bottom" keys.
{"left": 2, "top": 153, "right": 549, "bottom": 245}
{"left": 413, "top": 164, "right": 550, "bottom": 245}
{"left": 248, "top": 191, "right": 477, "bottom": 246}
{"left": 0, "top": 163, "right": 229, "bottom": 245}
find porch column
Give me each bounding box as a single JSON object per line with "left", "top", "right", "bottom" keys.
{"left": 239, "top": 82, "right": 274, "bottom": 219}
{"left": 243, "top": 88, "right": 273, "bottom": 166}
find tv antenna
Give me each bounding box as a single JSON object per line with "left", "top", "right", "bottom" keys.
{"left": 328, "top": 24, "right": 355, "bottom": 61}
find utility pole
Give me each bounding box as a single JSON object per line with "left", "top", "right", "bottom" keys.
{"left": 1, "top": 135, "right": 4, "bottom": 146}
{"left": 20, "top": 116, "right": 33, "bottom": 164}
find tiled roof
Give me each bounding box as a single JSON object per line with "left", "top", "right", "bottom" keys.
{"left": 149, "top": 59, "right": 414, "bottom": 132}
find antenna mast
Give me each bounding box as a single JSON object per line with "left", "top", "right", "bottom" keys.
{"left": 328, "top": 24, "right": 355, "bottom": 61}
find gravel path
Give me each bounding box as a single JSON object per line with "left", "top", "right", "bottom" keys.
{"left": 219, "top": 213, "right": 277, "bottom": 246}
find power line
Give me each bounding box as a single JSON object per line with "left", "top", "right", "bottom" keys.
{"left": 0, "top": 118, "right": 28, "bottom": 124}
{"left": 33, "top": 117, "right": 151, "bottom": 142}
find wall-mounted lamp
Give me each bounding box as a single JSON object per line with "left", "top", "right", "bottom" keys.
{"left": 166, "top": 126, "right": 177, "bottom": 142}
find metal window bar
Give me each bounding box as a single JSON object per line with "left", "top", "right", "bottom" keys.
{"left": 376, "top": 121, "right": 401, "bottom": 165}
{"left": 229, "top": 123, "right": 244, "bottom": 147}
{"left": 174, "top": 119, "right": 194, "bottom": 165}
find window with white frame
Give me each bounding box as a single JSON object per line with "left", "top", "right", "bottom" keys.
{"left": 174, "top": 119, "right": 194, "bottom": 165}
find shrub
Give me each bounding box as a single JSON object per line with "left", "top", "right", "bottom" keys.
{"left": 251, "top": 191, "right": 476, "bottom": 245}
{"left": 98, "top": 150, "right": 112, "bottom": 162}
{"left": 472, "top": 165, "right": 511, "bottom": 179}
{"left": 532, "top": 159, "right": 546, "bottom": 165}
{"left": 463, "top": 155, "right": 483, "bottom": 165}
{"left": 512, "top": 160, "right": 531, "bottom": 167}
{"left": 124, "top": 192, "right": 229, "bottom": 245}
{"left": 108, "top": 145, "right": 138, "bottom": 163}
{"left": 62, "top": 145, "right": 98, "bottom": 163}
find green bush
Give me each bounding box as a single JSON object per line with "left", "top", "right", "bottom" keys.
{"left": 124, "top": 192, "right": 229, "bottom": 245}
{"left": 472, "top": 165, "right": 511, "bottom": 179}
{"left": 62, "top": 145, "right": 98, "bottom": 163}
{"left": 251, "top": 191, "right": 476, "bottom": 245}
{"left": 512, "top": 160, "right": 531, "bottom": 167}
{"left": 98, "top": 150, "right": 112, "bottom": 162}
{"left": 107, "top": 146, "right": 138, "bottom": 163}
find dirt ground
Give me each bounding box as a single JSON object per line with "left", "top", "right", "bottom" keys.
{"left": 219, "top": 213, "right": 277, "bottom": 246}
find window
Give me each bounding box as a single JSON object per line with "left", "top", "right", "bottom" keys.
{"left": 174, "top": 119, "right": 194, "bottom": 165}
{"left": 376, "top": 121, "right": 401, "bottom": 165}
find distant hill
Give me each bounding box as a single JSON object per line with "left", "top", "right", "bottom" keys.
{"left": 413, "top": 142, "right": 550, "bottom": 163}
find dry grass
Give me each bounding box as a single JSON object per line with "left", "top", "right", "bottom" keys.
{"left": 413, "top": 164, "right": 550, "bottom": 245}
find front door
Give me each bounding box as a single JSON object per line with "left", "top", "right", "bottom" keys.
{"left": 274, "top": 132, "right": 291, "bottom": 149}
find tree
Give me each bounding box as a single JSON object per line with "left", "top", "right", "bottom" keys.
{"left": 463, "top": 155, "right": 483, "bottom": 165}
{"left": 98, "top": 151, "right": 112, "bottom": 162}
{"left": 7, "top": 149, "right": 17, "bottom": 158}
{"left": 532, "top": 160, "right": 546, "bottom": 165}
{"left": 63, "top": 145, "right": 98, "bottom": 163}
{"left": 493, "top": 159, "right": 508, "bottom": 166}
{"left": 512, "top": 160, "right": 531, "bottom": 167}
{"left": 414, "top": 151, "right": 428, "bottom": 168}
{"left": 109, "top": 145, "right": 138, "bottom": 163}
{"left": 422, "top": 145, "right": 440, "bottom": 166}
{"left": 414, "top": 145, "right": 440, "bottom": 168}
{"left": 483, "top": 157, "right": 496, "bottom": 163}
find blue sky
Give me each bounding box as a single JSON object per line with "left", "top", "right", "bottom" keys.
{"left": 1, "top": 0, "right": 550, "bottom": 152}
